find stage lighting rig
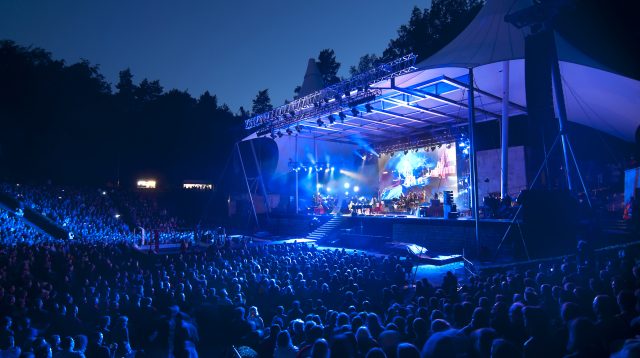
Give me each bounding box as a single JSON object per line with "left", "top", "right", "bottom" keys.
{"left": 244, "top": 54, "right": 417, "bottom": 131}
{"left": 351, "top": 108, "right": 360, "bottom": 117}
{"left": 317, "top": 118, "right": 324, "bottom": 127}
{"left": 286, "top": 128, "right": 293, "bottom": 136}
{"left": 328, "top": 115, "right": 336, "bottom": 124}
{"left": 270, "top": 132, "right": 277, "bottom": 139}
{"left": 365, "top": 103, "right": 373, "bottom": 113}
{"left": 295, "top": 125, "right": 303, "bottom": 133}
{"left": 338, "top": 112, "right": 347, "bottom": 123}
{"left": 276, "top": 131, "right": 284, "bottom": 138}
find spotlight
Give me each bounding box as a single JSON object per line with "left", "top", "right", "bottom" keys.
{"left": 316, "top": 183, "right": 323, "bottom": 189}
{"left": 351, "top": 108, "right": 360, "bottom": 117}
{"left": 286, "top": 128, "right": 293, "bottom": 135}
{"left": 344, "top": 183, "right": 350, "bottom": 189}
{"left": 446, "top": 143, "right": 452, "bottom": 149}
{"left": 276, "top": 131, "right": 283, "bottom": 138}
{"left": 354, "top": 186, "right": 360, "bottom": 193}
{"left": 338, "top": 112, "right": 346, "bottom": 123}
{"left": 328, "top": 115, "right": 336, "bottom": 124}
{"left": 365, "top": 103, "right": 373, "bottom": 113}
{"left": 414, "top": 148, "right": 419, "bottom": 152}
{"left": 327, "top": 187, "right": 331, "bottom": 192}
{"left": 295, "top": 125, "right": 303, "bottom": 133}
{"left": 437, "top": 144, "right": 442, "bottom": 148}
{"left": 404, "top": 150, "right": 409, "bottom": 155}
{"left": 289, "top": 110, "right": 296, "bottom": 117}
{"left": 331, "top": 167, "right": 335, "bottom": 171}
{"left": 270, "top": 132, "right": 277, "bottom": 139}
{"left": 317, "top": 118, "right": 324, "bottom": 127}
{"left": 431, "top": 146, "right": 436, "bottom": 151}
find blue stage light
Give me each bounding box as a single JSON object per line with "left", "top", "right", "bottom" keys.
{"left": 354, "top": 186, "right": 360, "bottom": 193}
{"left": 344, "top": 183, "right": 350, "bottom": 189}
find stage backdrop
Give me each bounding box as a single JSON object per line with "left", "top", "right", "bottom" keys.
{"left": 378, "top": 143, "right": 458, "bottom": 203}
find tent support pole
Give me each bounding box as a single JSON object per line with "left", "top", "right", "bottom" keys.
{"left": 250, "top": 140, "right": 271, "bottom": 217}
{"left": 468, "top": 68, "right": 480, "bottom": 257}
{"left": 501, "top": 61, "right": 510, "bottom": 198}
{"left": 295, "top": 136, "right": 299, "bottom": 214}
{"left": 236, "top": 142, "right": 259, "bottom": 228}
{"left": 549, "top": 34, "right": 574, "bottom": 191}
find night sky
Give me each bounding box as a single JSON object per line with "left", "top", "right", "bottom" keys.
{"left": 0, "top": 0, "right": 427, "bottom": 112}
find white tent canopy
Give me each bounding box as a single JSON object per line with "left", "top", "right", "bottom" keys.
{"left": 413, "top": 0, "right": 639, "bottom": 142}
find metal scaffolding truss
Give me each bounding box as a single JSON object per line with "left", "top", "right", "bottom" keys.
{"left": 246, "top": 55, "right": 528, "bottom": 150}
{"left": 244, "top": 54, "right": 418, "bottom": 131}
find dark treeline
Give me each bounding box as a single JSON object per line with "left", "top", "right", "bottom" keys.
{"left": 0, "top": 41, "right": 245, "bottom": 186}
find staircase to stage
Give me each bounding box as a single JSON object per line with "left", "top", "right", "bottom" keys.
{"left": 307, "top": 216, "right": 345, "bottom": 241}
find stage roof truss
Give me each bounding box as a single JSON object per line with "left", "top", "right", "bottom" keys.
{"left": 250, "top": 56, "right": 527, "bottom": 147}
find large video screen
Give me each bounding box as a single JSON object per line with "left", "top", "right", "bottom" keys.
{"left": 378, "top": 143, "right": 457, "bottom": 201}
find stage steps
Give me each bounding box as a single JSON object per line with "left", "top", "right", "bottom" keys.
{"left": 307, "top": 216, "right": 345, "bottom": 241}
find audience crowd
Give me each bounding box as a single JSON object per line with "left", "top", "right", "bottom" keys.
{"left": 0, "top": 183, "right": 191, "bottom": 244}
{"left": 0, "top": 184, "right": 639, "bottom": 357}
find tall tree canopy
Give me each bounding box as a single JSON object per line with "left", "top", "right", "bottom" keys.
{"left": 382, "top": 0, "right": 483, "bottom": 62}
{"left": 251, "top": 89, "right": 273, "bottom": 115}
{"left": 0, "top": 40, "right": 244, "bottom": 186}
{"left": 316, "top": 49, "right": 341, "bottom": 86}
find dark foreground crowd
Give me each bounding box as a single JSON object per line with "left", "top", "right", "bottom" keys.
{"left": 1, "top": 184, "right": 640, "bottom": 357}
{"left": 0, "top": 233, "right": 638, "bottom": 358}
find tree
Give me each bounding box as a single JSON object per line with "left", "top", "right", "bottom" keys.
{"left": 316, "top": 49, "right": 341, "bottom": 86}
{"left": 349, "top": 54, "right": 381, "bottom": 76}
{"left": 236, "top": 106, "right": 248, "bottom": 118}
{"left": 382, "top": 0, "right": 483, "bottom": 62}
{"left": 135, "top": 79, "right": 163, "bottom": 102}
{"left": 198, "top": 91, "right": 218, "bottom": 113}
{"left": 116, "top": 68, "right": 136, "bottom": 98}
{"left": 251, "top": 89, "right": 273, "bottom": 115}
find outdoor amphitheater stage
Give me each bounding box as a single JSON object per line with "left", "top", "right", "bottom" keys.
{"left": 266, "top": 214, "right": 515, "bottom": 261}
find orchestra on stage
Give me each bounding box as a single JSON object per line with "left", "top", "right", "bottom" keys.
{"left": 309, "top": 190, "right": 447, "bottom": 217}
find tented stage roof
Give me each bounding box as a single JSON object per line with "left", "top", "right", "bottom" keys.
{"left": 244, "top": 0, "right": 639, "bottom": 146}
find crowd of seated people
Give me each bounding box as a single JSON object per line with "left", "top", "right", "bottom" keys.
{"left": 0, "top": 222, "right": 638, "bottom": 358}
{"left": 0, "top": 183, "right": 193, "bottom": 245}
{"left": 113, "top": 191, "right": 191, "bottom": 244}
{"left": 1, "top": 183, "right": 130, "bottom": 242}
{"left": 0, "top": 208, "right": 52, "bottom": 245}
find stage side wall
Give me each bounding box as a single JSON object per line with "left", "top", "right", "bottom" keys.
{"left": 477, "top": 146, "right": 527, "bottom": 199}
